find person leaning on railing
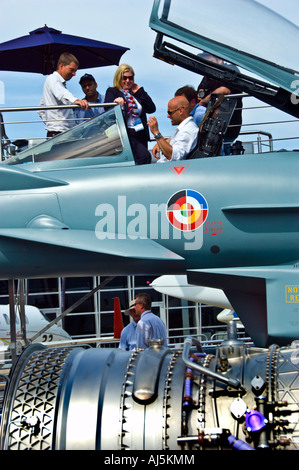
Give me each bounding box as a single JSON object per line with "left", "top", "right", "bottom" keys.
{"left": 38, "top": 52, "right": 89, "bottom": 138}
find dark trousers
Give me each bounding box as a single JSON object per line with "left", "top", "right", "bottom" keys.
{"left": 47, "top": 130, "right": 62, "bottom": 138}
{"left": 127, "top": 128, "right": 151, "bottom": 165}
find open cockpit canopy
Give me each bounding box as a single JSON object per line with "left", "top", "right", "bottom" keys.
{"left": 150, "top": 0, "right": 299, "bottom": 117}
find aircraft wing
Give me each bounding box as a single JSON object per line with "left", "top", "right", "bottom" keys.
{"left": 0, "top": 228, "right": 184, "bottom": 278}
{"left": 187, "top": 263, "right": 299, "bottom": 347}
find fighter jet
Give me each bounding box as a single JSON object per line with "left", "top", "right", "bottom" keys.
{"left": 0, "top": 0, "right": 298, "bottom": 348}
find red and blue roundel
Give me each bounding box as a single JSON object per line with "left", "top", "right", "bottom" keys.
{"left": 166, "top": 189, "right": 208, "bottom": 231}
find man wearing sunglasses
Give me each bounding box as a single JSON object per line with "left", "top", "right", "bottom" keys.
{"left": 147, "top": 95, "right": 198, "bottom": 163}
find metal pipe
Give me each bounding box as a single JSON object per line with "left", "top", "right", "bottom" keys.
{"left": 8, "top": 280, "right": 17, "bottom": 364}
{"left": 227, "top": 435, "right": 255, "bottom": 450}
{"left": 0, "top": 103, "right": 117, "bottom": 113}
{"left": 182, "top": 337, "right": 241, "bottom": 389}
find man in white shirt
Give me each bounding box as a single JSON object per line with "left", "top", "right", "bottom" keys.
{"left": 38, "top": 52, "right": 89, "bottom": 137}
{"left": 147, "top": 96, "right": 199, "bottom": 163}
{"left": 134, "top": 293, "right": 168, "bottom": 349}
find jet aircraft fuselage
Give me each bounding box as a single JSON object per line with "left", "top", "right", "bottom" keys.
{"left": 0, "top": 148, "right": 297, "bottom": 281}
{"left": 0, "top": 0, "right": 299, "bottom": 347}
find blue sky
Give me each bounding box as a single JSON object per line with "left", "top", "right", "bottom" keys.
{"left": 0, "top": 0, "right": 298, "bottom": 148}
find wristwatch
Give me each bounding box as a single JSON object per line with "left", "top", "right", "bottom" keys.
{"left": 154, "top": 132, "right": 163, "bottom": 139}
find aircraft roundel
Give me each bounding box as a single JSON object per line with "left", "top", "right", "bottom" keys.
{"left": 166, "top": 189, "right": 208, "bottom": 231}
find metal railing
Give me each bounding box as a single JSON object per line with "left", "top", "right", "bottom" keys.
{"left": 0, "top": 103, "right": 116, "bottom": 160}
{"left": 1, "top": 94, "right": 299, "bottom": 161}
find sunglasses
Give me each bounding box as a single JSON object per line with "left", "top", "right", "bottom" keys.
{"left": 123, "top": 75, "right": 134, "bottom": 81}
{"left": 167, "top": 107, "right": 180, "bottom": 116}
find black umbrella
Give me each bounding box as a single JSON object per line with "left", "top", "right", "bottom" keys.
{"left": 0, "top": 25, "right": 129, "bottom": 75}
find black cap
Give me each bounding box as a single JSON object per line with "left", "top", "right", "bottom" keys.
{"left": 79, "top": 73, "right": 96, "bottom": 84}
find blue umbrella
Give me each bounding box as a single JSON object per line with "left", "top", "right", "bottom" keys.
{"left": 0, "top": 25, "right": 129, "bottom": 74}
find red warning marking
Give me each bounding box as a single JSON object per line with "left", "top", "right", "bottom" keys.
{"left": 171, "top": 165, "right": 189, "bottom": 176}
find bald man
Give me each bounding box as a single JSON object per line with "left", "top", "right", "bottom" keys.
{"left": 147, "top": 96, "right": 199, "bottom": 163}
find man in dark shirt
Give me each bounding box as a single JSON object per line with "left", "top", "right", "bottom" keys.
{"left": 197, "top": 54, "right": 242, "bottom": 154}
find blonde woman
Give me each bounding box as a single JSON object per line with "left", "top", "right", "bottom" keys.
{"left": 105, "top": 64, "right": 156, "bottom": 164}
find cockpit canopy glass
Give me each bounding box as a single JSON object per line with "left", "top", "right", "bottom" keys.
{"left": 151, "top": 0, "right": 299, "bottom": 92}
{"left": 4, "top": 107, "right": 124, "bottom": 166}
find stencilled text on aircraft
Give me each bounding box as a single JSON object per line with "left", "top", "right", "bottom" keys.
{"left": 285, "top": 285, "right": 299, "bottom": 303}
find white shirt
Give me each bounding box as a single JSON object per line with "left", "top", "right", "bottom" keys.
{"left": 135, "top": 311, "right": 168, "bottom": 349}
{"left": 157, "top": 116, "right": 199, "bottom": 163}
{"left": 38, "top": 71, "right": 79, "bottom": 132}
{"left": 119, "top": 321, "right": 137, "bottom": 351}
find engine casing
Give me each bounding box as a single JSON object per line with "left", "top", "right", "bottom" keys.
{"left": 0, "top": 329, "right": 298, "bottom": 450}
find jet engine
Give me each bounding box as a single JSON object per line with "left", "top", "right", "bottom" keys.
{"left": 0, "top": 323, "right": 298, "bottom": 450}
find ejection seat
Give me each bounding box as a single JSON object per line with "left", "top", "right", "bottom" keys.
{"left": 186, "top": 94, "right": 242, "bottom": 159}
